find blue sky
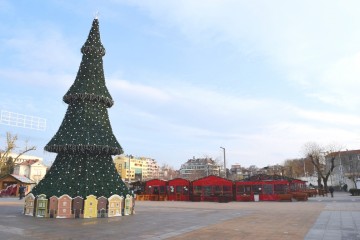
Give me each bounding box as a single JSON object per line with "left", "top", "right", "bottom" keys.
{"left": 1, "top": 0, "right": 360, "bottom": 169}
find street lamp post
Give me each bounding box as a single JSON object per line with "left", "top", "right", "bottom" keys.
{"left": 220, "top": 147, "right": 226, "bottom": 178}
{"left": 338, "top": 151, "right": 344, "bottom": 186}
{"left": 128, "top": 155, "right": 132, "bottom": 184}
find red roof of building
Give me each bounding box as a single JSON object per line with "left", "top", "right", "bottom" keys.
{"left": 18, "top": 160, "right": 39, "bottom": 166}
{"left": 327, "top": 149, "right": 360, "bottom": 157}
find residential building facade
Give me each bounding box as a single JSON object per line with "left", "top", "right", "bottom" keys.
{"left": 13, "top": 159, "right": 47, "bottom": 184}
{"left": 229, "top": 164, "right": 247, "bottom": 180}
{"left": 179, "top": 157, "right": 220, "bottom": 180}
{"left": 113, "top": 155, "right": 160, "bottom": 182}
{"left": 325, "top": 150, "right": 360, "bottom": 189}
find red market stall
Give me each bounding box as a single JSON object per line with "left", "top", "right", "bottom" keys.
{"left": 167, "top": 178, "right": 190, "bottom": 201}
{"left": 234, "top": 174, "right": 307, "bottom": 202}
{"left": 145, "top": 179, "right": 167, "bottom": 201}
{"left": 290, "top": 179, "right": 307, "bottom": 192}
{"left": 191, "top": 175, "right": 233, "bottom": 202}
{"left": 235, "top": 179, "right": 291, "bottom": 201}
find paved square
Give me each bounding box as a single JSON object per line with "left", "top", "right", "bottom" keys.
{"left": 0, "top": 192, "right": 359, "bottom": 240}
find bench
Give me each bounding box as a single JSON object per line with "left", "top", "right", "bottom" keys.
{"left": 292, "top": 192, "right": 308, "bottom": 201}
{"left": 277, "top": 194, "right": 293, "bottom": 201}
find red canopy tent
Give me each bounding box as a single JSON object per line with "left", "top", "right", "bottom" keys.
{"left": 191, "top": 175, "right": 233, "bottom": 202}
{"left": 145, "top": 179, "right": 167, "bottom": 200}
{"left": 167, "top": 178, "right": 190, "bottom": 201}
{"left": 235, "top": 180, "right": 291, "bottom": 201}
{"left": 234, "top": 174, "right": 307, "bottom": 201}
{"left": 290, "top": 179, "right": 307, "bottom": 192}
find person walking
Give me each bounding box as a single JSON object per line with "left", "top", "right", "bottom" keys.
{"left": 18, "top": 185, "right": 25, "bottom": 200}
{"left": 329, "top": 186, "right": 334, "bottom": 198}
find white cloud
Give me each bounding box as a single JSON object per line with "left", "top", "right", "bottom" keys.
{"left": 3, "top": 26, "right": 79, "bottom": 72}
{"left": 231, "top": 120, "right": 359, "bottom": 166}
{"left": 109, "top": 77, "right": 360, "bottom": 167}
{"left": 0, "top": 69, "right": 73, "bottom": 89}
{"left": 294, "top": 108, "right": 360, "bottom": 127}
{"left": 4, "top": 1, "right": 360, "bottom": 168}
{"left": 108, "top": 77, "right": 171, "bottom": 102}
{"left": 310, "top": 52, "right": 360, "bottom": 109}
{"left": 125, "top": 1, "right": 360, "bottom": 110}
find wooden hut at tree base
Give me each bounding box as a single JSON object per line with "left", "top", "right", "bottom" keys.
{"left": 48, "top": 196, "right": 58, "bottom": 218}
{"left": 97, "top": 196, "right": 108, "bottom": 218}
{"left": 234, "top": 174, "right": 307, "bottom": 202}
{"left": 145, "top": 179, "right": 167, "bottom": 201}
{"left": 72, "top": 196, "right": 84, "bottom": 218}
{"left": 35, "top": 194, "right": 48, "bottom": 217}
{"left": 84, "top": 195, "right": 98, "bottom": 218}
{"left": 191, "top": 175, "right": 233, "bottom": 202}
{"left": 124, "top": 194, "right": 132, "bottom": 215}
{"left": 24, "top": 193, "right": 35, "bottom": 216}
{"left": 57, "top": 194, "right": 72, "bottom": 218}
{"left": 167, "top": 178, "right": 190, "bottom": 201}
{"left": 108, "top": 194, "right": 123, "bottom": 217}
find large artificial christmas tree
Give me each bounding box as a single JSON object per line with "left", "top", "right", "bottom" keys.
{"left": 31, "top": 18, "right": 129, "bottom": 198}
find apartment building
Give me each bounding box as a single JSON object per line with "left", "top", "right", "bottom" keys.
{"left": 179, "top": 157, "right": 220, "bottom": 180}
{"left": 326, "top": 149, "right": 360, "bottom": 189}
{"left": 113, "top": 155, "right": 160, "bottom": 182}
{"left": 13, "top": 159, "right": 47, "bottom": 184}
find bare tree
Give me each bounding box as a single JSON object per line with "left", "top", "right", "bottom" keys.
{"left": 0, "top": 132, "right": 36, "bottom": 176}
{"left": 213, "top": 156, "right": 227, "bottom": 178}
{"left": 282, "top": 158, "right": 313, "bottom": 178}
{"left": 187, "top": 170, "right": 205, "bottom": 181}
{"left": 302, "top": 142, "right": 339, "bottom": 190}
{"left": 160, "top": 164, "right": 180, "bottom": 180}
{"left": 282, "top": 160, "right": 296, "bottom": 177}
{"left": 247, "top": 165, "right": 259, "bottom": 176}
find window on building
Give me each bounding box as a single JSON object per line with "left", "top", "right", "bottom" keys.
{"left": 237, "top": 185, "right": 251, "bottom": 195}
{"left": 223, "top": 186, "right": 231, "bottom": 195}
{"left": 204, "top": 186, "right": 212, "bottom": 196}
{"left": 263, "top": 184, "right": 273, "bottom": 194}
{"left": 252, "top": 185, "right": 262, "bottom": 194}
{"left": 274, "top": 184, "right": 288, "bottom": 194}
{"left": 176, "top": 186, "right": 182, "bottom": 194}
{"left": 193, "top": 186, "right": 202, "bottom": 195}
{"left": 214, "top": 185, "right": 222, "bottom": 195}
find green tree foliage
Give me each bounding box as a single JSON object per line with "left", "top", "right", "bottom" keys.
{"left": 31, "top": 19, "right": 129, "bottom": 198}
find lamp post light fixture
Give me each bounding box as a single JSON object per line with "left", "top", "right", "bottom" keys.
{"left": 220, "top": 147, "right": 227, "bottom": 178}
{"left": 128, "top": 154, "right": 133, "bottom": 184}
